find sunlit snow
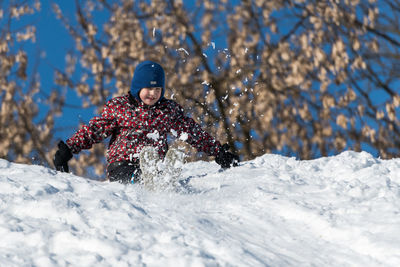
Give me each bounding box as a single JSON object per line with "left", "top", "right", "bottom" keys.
{"left": 0, "top": 151, "right": 399, "bottom": 266}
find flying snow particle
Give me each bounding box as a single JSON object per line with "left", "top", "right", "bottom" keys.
{"left": 179, "top": 133, "right": 189, "bottom": 141}
{"left": 147, "top": 131, "right": 160, "bottom": 141}
{"left": 177, "top": 48, "right": 189, "bottom": 55}
{"left": 170, "top": 129, "right": 178, "bottom": 137}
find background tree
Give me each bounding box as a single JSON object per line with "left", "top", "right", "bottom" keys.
{"left": 52, "top": 0, "right": 400, "bottom": 177}
{"left": 1, "top": 0, "right": 399, "bottom": 178}
{"left": 0, "top": 1, "right": 62, "bottom": 166}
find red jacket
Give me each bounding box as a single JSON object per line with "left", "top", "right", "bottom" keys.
{"left": 66, "top": 93, "right": 222, "bottom": 164}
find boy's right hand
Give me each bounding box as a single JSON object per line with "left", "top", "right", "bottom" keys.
{"left": 215, "top": 144, "right": 239, "bottom": 169}
{"left": 53, "top": 141, "right": 73, "bottom": 172}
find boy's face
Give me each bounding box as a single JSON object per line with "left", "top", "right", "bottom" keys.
{"left": 139, "top": 87, "right": 162, "bottom": 106}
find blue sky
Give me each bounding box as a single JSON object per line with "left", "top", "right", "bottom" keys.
{"left": 33, "top": 1, "right": 92, "bottom": 137}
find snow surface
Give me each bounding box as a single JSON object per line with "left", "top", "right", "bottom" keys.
{"left": 0, "top": 151, "right": 399, "bottom": 266}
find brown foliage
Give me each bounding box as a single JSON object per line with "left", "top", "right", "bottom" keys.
{"left": 0, "top": 1, "right": 62, "bottom": 166}
{"left": 2, "top": 0, "right": 400, "bottom": 177}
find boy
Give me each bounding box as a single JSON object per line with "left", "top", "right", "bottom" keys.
{"left": 54, "top": 60, "right": 239, "bottom": 183}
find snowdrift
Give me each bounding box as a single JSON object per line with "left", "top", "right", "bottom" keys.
{"left": 0, "top": 151, "right": 399, "bottom": 266}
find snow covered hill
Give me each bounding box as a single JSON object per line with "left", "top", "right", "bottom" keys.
{"left": 0, "top": 151, "right": 399, "bottom": 266}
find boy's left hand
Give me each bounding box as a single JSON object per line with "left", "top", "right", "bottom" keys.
{"left": 215, "top": 144, "right": 240, "bottom": 169}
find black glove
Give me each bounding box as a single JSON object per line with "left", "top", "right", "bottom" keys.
{"left": 215, "top": 144, "right": 240, "bottom": 169}
{"left": 53, "top": 141, "right": 73, "bottom": 172}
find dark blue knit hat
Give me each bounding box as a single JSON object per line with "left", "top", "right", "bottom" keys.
{"left": 130, "top": 60, "right": 165, "bottom": 102}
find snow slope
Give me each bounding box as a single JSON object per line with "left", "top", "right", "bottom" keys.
{"left": 0, "top": 151, "right": 399, "bottom": 266}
